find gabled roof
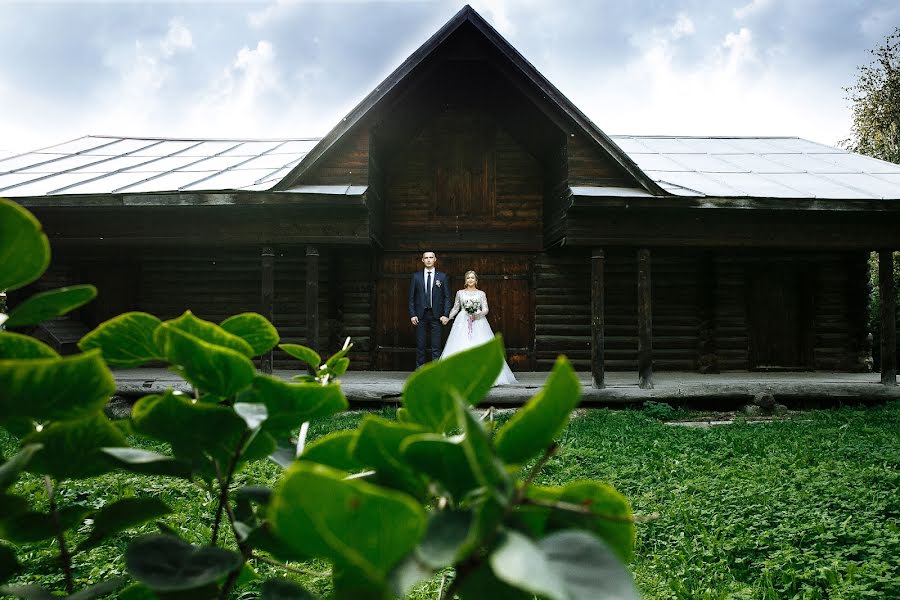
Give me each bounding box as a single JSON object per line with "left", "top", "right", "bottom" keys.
{"left": 272, "top": 4, "right": 665, "bottom": 196}
{"left": 0, "top": 135, "right": 317, "bottom": 197}
{"left": 597, "top": 136, "right": 900, "bottom": 200}
{"left": 3, "top": 135, "right": 900, "bottom": 201}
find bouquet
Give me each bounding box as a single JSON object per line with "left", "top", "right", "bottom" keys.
{"left": 462, "top": 297, "right": 482, "bottom": 335}
{"left": 463, "top": 298, "right": 482, "bottom": 316}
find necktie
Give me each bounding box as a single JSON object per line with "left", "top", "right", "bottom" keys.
{"left": 426, "top": 272, "right": 432, "bottom": 308}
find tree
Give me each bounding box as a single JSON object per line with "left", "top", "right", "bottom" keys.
{"left": 842, "top": 27, "right": 900, "bottom": 164}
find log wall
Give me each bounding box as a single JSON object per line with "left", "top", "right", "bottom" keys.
{"left": 535, "top": 249, "right": 871, "bottom": 372}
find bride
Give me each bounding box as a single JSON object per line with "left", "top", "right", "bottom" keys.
{"left": 441, "top": 270, "right": 517, "bottom": 386}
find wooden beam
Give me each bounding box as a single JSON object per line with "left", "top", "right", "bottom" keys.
{"left": 880, "top": 250, "right": 897, "bottom": 385}
{"left": 697, "top": 252, "right": 718, "bottom": 373}
{"left": 260, "top": 246, "right": 275, "bottom": 374}
{"left": 637, "top": 248, "right": 654, "bottom": 389}
{"left": 306, "top": 246, "right": 320, "bottom": 354}
{"left": 590, "top": 248, "right": 605, "bottom": 388}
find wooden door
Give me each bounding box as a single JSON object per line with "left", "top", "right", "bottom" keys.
{"left": 376, "top": 252, "right": 533, "bottom": 370}
{"left": 747, "top": 263, "right": 814, "bottom": 370}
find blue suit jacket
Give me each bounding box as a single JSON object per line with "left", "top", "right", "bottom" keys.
{"left": 408, "top": 270, "right": 451, "bottom": 319}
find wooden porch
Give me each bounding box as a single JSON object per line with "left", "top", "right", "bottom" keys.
{"left": 112, "top": 369, "right": 900, "bottom": 407}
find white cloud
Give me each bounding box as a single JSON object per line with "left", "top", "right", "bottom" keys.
{"left": 670, "top": 14, "right": 695, "bottom": 39}
{"left": 161, "top": 17, "right": 193, "bottom": 57}
{"left": 722, "top": 27, "right": 757, "bottom": 73}
{"left": 734, "top": 0, "right": 773, "bottom": 20}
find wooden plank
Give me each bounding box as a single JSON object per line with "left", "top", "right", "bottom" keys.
{"left": 261, "top": 246, "right": 275, "bottom": 374}
{"left": 306, "top": 246, "right": 320, "bottom": 354}
{"left": 637, "top": 248, "right": 653, "bottom": 389}
{"left": 591, "top": 248, "right": 605, "bottom": 388}
{"left": 880, "top": 250, "right": 897, "bottom": 385}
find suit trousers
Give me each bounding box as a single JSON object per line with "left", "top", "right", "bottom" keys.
{"left": 416, "top": 308, "right": 442, "bottom": 367}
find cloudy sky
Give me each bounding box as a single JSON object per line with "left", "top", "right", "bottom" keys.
{"left": 1, "top": 0, "right": 897, "bottom": 155}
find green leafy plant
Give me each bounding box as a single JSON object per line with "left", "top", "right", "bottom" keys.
{"left": 0, "top": 197, "right": 638, "bottom": 599}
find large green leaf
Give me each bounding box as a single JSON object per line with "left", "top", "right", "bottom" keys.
{"left": 0, "top": 198, "right": 50, "bottom": 291}
{"left": 5, "top": 285, "right": 97, "bottom": 328}
{"left": 0, "top": 583, "right": 54, "bottom": 600}
{"left": 0, "top": 544, "right": 19, "bottom": 585}
{"left": 220, "top": 313, "right": 279, "bottom": 357}
{"left": 455, "top": 561, "right": 531, "bottom": 600}
{"left": 0, "top": 495, "right": 29, "bottom": 521}
{"left": 158, "top": 311, "right": 254, "bottom": 357}
{"left": 489, "top": 529, "right": 567, "bottom": 599}
{"left": 269, "top": 462, "right": 426, "bottom": 584}
{"left": 537, "top": 530, "right": 639, "bottom": 600}
{"left": 494, "top": 357, "right": 581, "bottom": 465}
{"left": 453, "top": 397, "right": 510, "bottom": 495}
{"left": 298, "top": 430, "right": 363, "bottom": 472}
{"left": 332, "top": 564, "right": 390, "bottom": 600}
{"left": 24, "top": 413, "right": 128, "bottom": 479}
{"left": 126, "top": 534, "right": 242, "bottom": 592}
{"left": 401, "top": 434, "right": 482, "bottom": 500}
{"left": 67, "top": 577, "right": 128, "bottom": 600}
{"left": 0, "top": 332, "right": 58, "bottom": 359}
{"left": 401, "top": 337, "right": 504, "bottom": 432}
{"left": 101, "top": 448, "right": 193, "bottom": 479}
{"left": 0, "top": 505, "right": 90, "bottom": 543}
{"left": 278, "top": 344, "right": 321, "bottom": 370}
{"left": 351, "top": 415, "right": 427, "bottom": 498}
{"left": 78, "top": 312, "right": 163, "bottom": 368}
{"left": 416, "top": 510, "right": 473, "bottom": 569}
{"left": 238, "top": 374, "right": 347, "bottom": 438}
{"left": 520, "top": 481, "right": 635, "bottom": 562}
{"left": 260, "top": 578, "right": 318, "bottom": 600}
{"left": 155, "top": 324, "right": 255, "bottom": 397}
{"left": 0, "top": 350, "right": 115, "bottom": 422}
{"left": 0, "top": 444, "right": 43, "bottom": 490}
{"left": 131, "top": 391, "right": 263, "bottom": 473}
{"left": 77, "top": 497, "right": 172, "bottom": 552}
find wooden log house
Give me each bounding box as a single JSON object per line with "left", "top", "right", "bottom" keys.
{"left": 2, "top": 6, "right": 898, "bottom": 387}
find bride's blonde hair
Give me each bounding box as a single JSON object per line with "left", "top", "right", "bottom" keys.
{"left": 464, "top": 270, "right": 478, "bottom": 285}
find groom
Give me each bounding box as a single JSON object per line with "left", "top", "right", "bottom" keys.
{"left": 408, "top": 251, "right": 451, "bottom": 368}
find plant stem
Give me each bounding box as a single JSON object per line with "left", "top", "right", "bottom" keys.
{"left": 211, "top": 431, "right": 249, "bottom": 546}
{"left": 253, "top": 554, "right": 329, "bottom": 578}
{"left": 442, "top": 558, "right": 478, "bottom": 600}
{"left": 522, "top": 497, "right": 636, "bottom": 523}
{"left": 521, "top": 443, "right": 559, "bottom": 493}
{"left": 44, "top": 476, "right": 74, "bottom": 595}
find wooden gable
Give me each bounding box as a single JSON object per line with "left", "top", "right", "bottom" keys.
{"left": 274, "top": 6, "right": 660, "bottom": 249}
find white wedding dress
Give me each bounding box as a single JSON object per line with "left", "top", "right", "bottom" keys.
{"left": 441, "top": 289, "right": 517, "bottom": 386}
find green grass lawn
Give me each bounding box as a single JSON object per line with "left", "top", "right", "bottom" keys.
{"left": 2, "top": 403, "right": 899, "bottom": 599}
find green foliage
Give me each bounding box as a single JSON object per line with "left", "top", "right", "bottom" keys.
{"left": 0, "top": 332, "right": 59, "bottom": 359}
{"left": 0, "top": 199, "right": 50, "bottom": 292}
{"left": 4, "top": 285, "right": 97, "bottom": 329}
{"left": 1, "top": 198, "right": 635, "bottom": 598}
{"left": 77, "top": 312, "right": 162, "bottom": 368}
{"left": 642, "top": 400, "right": 676, "bottom": 421}
{"left": 220, "top": 313, "right": 280, "bottom": 357}
{"left": 842, "top": 27, "right": 900, "bottom": 164}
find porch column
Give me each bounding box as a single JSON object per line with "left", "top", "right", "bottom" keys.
{"left": 306, "top": 245, "right": 320, "bottom": 354}
{"left": 879, "top": 249, "right": 896, "bottom": 385}
{"left": 260, "top": 246, "right": 274, "bottom": 374}
{"left": 591, "top": 248, "right": 605, "bottom": 388}
{"left": 637, "top": 248, "right": 654, "bottom": 389}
